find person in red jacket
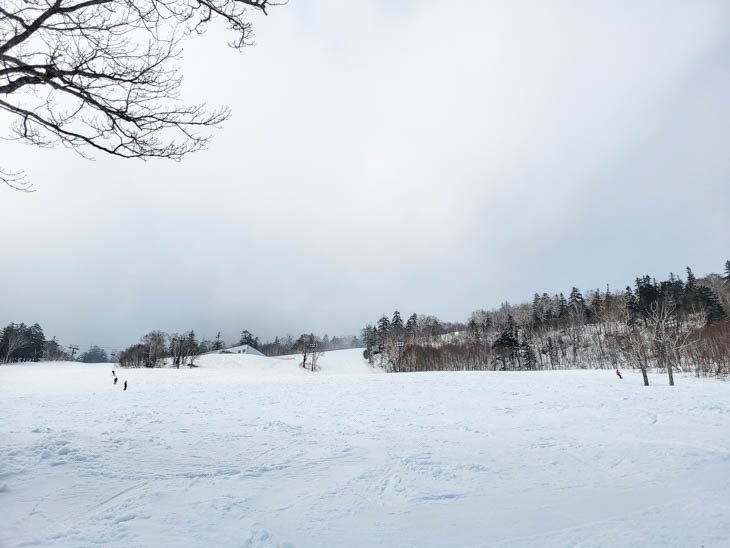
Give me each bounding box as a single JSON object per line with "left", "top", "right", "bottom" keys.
{"left": 616, "top": 368, "right": 623, "bottom": 379}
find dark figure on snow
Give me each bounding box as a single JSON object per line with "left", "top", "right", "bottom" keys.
{"left": 112, "top": 370, "right": 115, "bottom": 376}
{"left": 123, "top": 380, "right": 127, "bottom": 391}
{"left": 616, "top": 368, "right": 623, "bottom": 380}
{"left": 114, "top": 377, "right": 118, "bottom": 385}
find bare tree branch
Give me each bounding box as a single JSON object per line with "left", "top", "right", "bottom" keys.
{"left": 0, "top": 165, "right": 33, "bottom": 191}
{"left": 0, "top": 0, "right": 277, "bottom": 190}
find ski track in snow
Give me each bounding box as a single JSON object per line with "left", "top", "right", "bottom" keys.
{"left": 1, "top": 349, "right": 730, "bottom": 547}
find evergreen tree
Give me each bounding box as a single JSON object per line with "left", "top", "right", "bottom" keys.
{"left": 696, "top": 286, "right": 726, "bottom": 324}
{"left": 568, "top": 287, "right": 585, "bottom": 309}
{"left": 625, "top": 286, "right": 638, "bottom": 324}
{"left": 360, "top": 324, "right": 377, "bottom": 364}
{"left": 634, "top": 276, "right": 659, "bottom": 318}
{"left": 186, "top": 330, "right": 199, "bottom": 355}
{"left": 27, "top": 323, "right": 46, "bottom": 361}
{"left": 377, "top": 315, "right": 390, "bottom": 343}
{"left": 589, "top": 289, "right": 603, "bottom": 321}
{"left": 681, "top": 268, "right": 698, "bottom": 314}
{"left": 405, "top": 313, "right": 418, "bottom": 333}
{"left": 213, "top": 331, "right": 224, "bottom": 351}
{"left": 661, "top": 273, "right": 684, "bottom": 306}
{"left": 492, "top": 315, "right": 518, "bottom": 370}
{"left": 238, "top": 330, "right": 258, "bottom": 348}
{"left": 80, "top": 345, "right": 109, "bottom": 363}
{"left": 557, "top": 293, "right": 568, "bottom": 320}
{"left": 724, "top": 260, "right": 730, "bottom": 286}
{"left": 391, "top": 310, "right": 404, "bottom": 331}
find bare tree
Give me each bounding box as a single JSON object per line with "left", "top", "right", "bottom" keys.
{"left": 141, "top": 329, "right": 168, "bottom": 367}
{"left": 1, "top": 0, "right": 276, "bottom": 190}
{"left": 295, "top": 333, "right": 322, "bottom": 372}
{"left": 309, "top": 342, "right": 322, "bottom": 372}
{"left": 3, "top": 328, "right": 29, "bottom": 362}
{"left": 686, "top": 319, "right": 730, "bottom": 377}
{"left": 617, "top": 322, "right": 651, "bottom": 386}
{"left": 169, "top": 333, "right": 190, "bottom": 368}
{"left": 647, "top": 300, "right": 689, "bottom": 386}
{"left": 186, "top": 342, "right": 203, "bottom": 367}
{"left": 119, "top": 343, "right": 146, "bottom": 367}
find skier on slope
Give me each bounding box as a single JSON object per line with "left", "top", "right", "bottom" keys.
{"left": 114, "top": 376, "right": 118, "bottom": 385}
{"left": 123, "top": 380, "right": 127, "bottom": 391}
{"left": 616, "top": 368, "right": 623, "bottom": 380}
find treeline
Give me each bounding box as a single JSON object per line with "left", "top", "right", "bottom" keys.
{"left": 259, "top": 333, "right": 361, "bottom": 356}
{"left": 362, "top": 261, "right": 730, "bottom": 384}
{"left": 119, "top": 330, "right": 210, "bottom": 368}
{"left": 119, "top": 329, "right": 263, "bottom": 368}
{"left": 0, "top": 322, "right": 113, "bottom": 363}
{"left": 0, "top": 322, "right": 75, "bottom": 363}
{"left": 1, "top": 323, "right": 52, "bottom": 363}
{"left": 117, "top": 328, "right": 362, "bottom": 368}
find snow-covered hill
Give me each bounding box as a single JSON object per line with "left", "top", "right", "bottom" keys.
{"left": 155, "top": 347, "right": 379, "bottom": 378}
{"left": 192, "top": 347, "right": 380, "bottom": 377}
{"left": 2, "top": 363, "right": 729, "bottom": 547}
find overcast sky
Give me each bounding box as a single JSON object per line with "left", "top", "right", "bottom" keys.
{"left": 1, "top": 0, "right": 729, "bottom": 351}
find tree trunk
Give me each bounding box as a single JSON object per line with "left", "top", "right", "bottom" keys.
{"left": 641, "top": 365, "right": 649, "bottom": 386}
{"left": 666, "top": 360, "right": 675, "bottom": 386}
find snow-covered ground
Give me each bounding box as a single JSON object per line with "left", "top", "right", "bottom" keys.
{"left": 2, "top": 350, "right": 729, "bottom": 547}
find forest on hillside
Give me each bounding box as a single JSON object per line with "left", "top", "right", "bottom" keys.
{"left": 361, "top": 261, "right": 730, "bottom": 384}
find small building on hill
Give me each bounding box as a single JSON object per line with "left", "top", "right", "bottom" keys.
{"left": 205, "top": 344, "right": 265, "bottom": 357}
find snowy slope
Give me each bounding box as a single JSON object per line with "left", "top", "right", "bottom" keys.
{"left": 274, "top": 347, "right": 381, "bottom": 376}
{"left": 189, "top": 347, "right": 379, "bottom": 377}
{"left": 2, "top": 364, "right": 730, "bottom": 547}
